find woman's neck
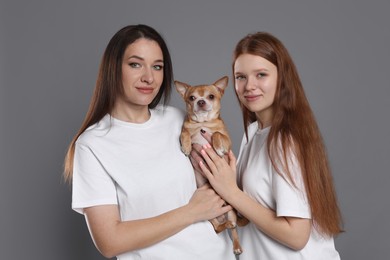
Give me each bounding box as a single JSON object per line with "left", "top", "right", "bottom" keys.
{"left": 111, "top": 103, "right": 150, "bottom": 123}
{"left": 257, "top": 120, "right": 271, "bottom": 129}
{"left": 256, "top": 110, "right": 273, "bottom": 129}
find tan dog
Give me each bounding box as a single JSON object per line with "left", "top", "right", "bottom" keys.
{"left": 175, "top": 76, "right": 247, "bottom": 255}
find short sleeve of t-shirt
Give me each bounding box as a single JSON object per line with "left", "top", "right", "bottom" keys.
{"left": 272, "top": 148, "right": 311, "bottom": 219}
{"left": 72, "top": 142, "right": 118, "bottom": 214}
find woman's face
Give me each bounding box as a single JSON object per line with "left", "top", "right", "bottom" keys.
{"left": 234, "top": 53, "right": 278, "bottom": 127}
{"left": 119, "top": 38, "right": 164, "bottom": 110}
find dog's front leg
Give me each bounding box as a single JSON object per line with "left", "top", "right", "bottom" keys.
{"left": 211, "top": 132, "right": 231, "bottom": 157}
{"left": 180, "top": 128, "right": 192, "bottom": 156}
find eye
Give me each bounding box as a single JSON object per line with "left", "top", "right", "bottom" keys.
{"left": 129, "top": 62, "right": 141, "bottom": 68}
{"left": 257, "top": 72, "right": 267, "bottom": 78}
{"left": 153, "top": 64, "right": 163, "bottom": 70}
{"left": 128, "top": 63, "right": 163, "bottom": 70}
{"left": 189, "top": 96, "right": 196, "bottom": 101}
{"left": 208, "top": 94, "right": 215, "bottom": 100}
{"left": 235, "top": 75, "right": 246, "bottom": 80}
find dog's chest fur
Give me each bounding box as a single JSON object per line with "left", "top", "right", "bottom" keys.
{"left": 184, "top": 118, "right": 227, "bottom": 145}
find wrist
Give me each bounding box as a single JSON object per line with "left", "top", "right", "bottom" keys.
{"left": 224, "top": 186, "right": 242, "bottom": 206}
{"left": 180, "top": 203, "right": 199, "bottom": 225}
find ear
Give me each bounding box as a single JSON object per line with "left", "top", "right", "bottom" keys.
{"left": 213, "top": 76, "right": 229, "bottom": 94}
{"left": 174, "top": 80, "right": 190, "bottom": 98}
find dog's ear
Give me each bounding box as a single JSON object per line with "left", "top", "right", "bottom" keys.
{"left": 174, "top": 80, "right": 190, "bottom": 98}
{"left": 213, "top": 76, "right": 229, "bottom": 94}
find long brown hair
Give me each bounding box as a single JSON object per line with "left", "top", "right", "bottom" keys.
{"left": 233, "top": 32, "right": 343, "bottom": 236}
{"left": 63, "top": 24, "right": 173, "bottom": 182}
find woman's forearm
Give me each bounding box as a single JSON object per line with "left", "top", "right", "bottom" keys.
{"left": 84, "top": 186, "right": 231, "bottom": 258}
{"left": 227, "top": 188, "right": 311, "bottom": 251}
{"left": 84, "top": 204, "right": 195, "bottom": 258}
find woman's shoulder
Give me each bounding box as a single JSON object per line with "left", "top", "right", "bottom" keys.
{"left": 76, "top": 115, "right": 111, "bottom": 145}
{"left": 153, "top": 105, "right": 186, "bottom": 121}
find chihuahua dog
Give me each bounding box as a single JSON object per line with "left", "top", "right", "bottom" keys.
{"left": 175, "top": 76, "right": 247, "bottom": 255}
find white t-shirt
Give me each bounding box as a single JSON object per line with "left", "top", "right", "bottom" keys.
{"left": 236, "top": 122, "right": 340, "bottom": 260}
{"left": 72, "top": 106, "right": 235, "bottom": 260}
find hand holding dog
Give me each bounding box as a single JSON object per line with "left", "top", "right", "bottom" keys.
{"left": 189, "top": 131, "right": 228, "bottom": 174}
{"left": 191, "top": 132, "right": 241, "bottom": 204}
{"left": 186, "top": 184, "right": 232, "bottom": 223}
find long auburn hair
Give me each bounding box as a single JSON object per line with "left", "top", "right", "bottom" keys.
{"left": 233, "top": 32, "right": 343, "bottom": 236}
{"left": 63, "top": 24, "right": 173, "bottom": 182}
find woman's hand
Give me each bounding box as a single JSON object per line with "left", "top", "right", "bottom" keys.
{"left": 196, "top": 142, "right": 241, "bottom": 203}
{"left": 186, "top": 184, "right": 232, "bottom": 223}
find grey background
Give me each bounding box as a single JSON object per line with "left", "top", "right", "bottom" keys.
{"left": 1, "top": 0, "right": 389, "bottom": 259}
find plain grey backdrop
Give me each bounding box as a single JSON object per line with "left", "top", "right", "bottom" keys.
{"left": 1, "top": 0, "right": 389, "bottom": 259}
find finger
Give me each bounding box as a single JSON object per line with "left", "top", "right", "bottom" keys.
{"left": 200, "top": 147, "right": 218, "bottom": 173}
{"left": 199, "top": 160, "right": 214, "bottom": 181}
{"left": 190, "top": 149, "right": 202, "bottom": 163}
{"left": 228, "top": 150, "right": 237, "bottom": 168}
{"left": 202, "top": 143, "right": 221, "bottom": 162}
{"left": 191, "top": 143, "right": 203, "bottom": 153}
{"left": 202, "top": 144, "right": 227, "bottom": 170}
{"left": 223, "top": 153, "right": 229, "bottom": 163}
{"left": 220, "top": 204, "right": 233, "bottom": 215}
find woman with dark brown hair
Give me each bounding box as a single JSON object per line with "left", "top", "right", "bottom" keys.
{"left": 64, "top": 24, "right": 235, "bottom": 260}
{"left": 196, "top": 32, "right": 343, "bottom": 259}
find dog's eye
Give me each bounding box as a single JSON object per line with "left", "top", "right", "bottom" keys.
{"left": 189, "top": 96, "right": 196, "bottom": 101}
{"left": 209, "top": 94, "right": 215, "bottom": 100}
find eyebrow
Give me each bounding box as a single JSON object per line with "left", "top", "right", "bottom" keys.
{"left": 127, "top": 55, "right": 164, "bottom": 63}
{"left": 235, "top": 68, "right": 269, "bottom": 74}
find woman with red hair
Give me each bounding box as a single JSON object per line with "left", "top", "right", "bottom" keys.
{"left": 196, "top": 32, "right": 343, "bottom": 259}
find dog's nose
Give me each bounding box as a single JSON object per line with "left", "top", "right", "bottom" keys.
{"left": 197, "top": 100, "right": 206, "bottom": 107}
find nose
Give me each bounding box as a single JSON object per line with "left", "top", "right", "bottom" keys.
{"left": 197, "top": 100, "right": 206, "bottom": 107}
{"left": 141, "top": 68, "right": 154, "bottom": 84}
{"left": 245, "top": 76, "right": 257, "bottom": 91}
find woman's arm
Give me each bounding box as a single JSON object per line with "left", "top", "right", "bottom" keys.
{"left": 198, "top": 143, "right": 311, "bottom": 251}
{"left": 84, "top": 184, "right": 232, "bottom": 258}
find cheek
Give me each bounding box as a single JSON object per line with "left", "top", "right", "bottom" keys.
{"left": 235, "top": 83, "right": 244, "bottom": 95}
{"left": 235, "top": 87, "right": 246, "bottom": 103}
{"left": 122, "top": 71, "right": 136, "bottom": 86}
{"left": 264, "top": 78, "right": 277, "bottom": 95}
{"left": 155, "top": 72, "right": 164, "bottom": 85}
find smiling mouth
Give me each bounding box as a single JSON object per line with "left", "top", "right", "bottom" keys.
{"left": 136, "top": 87, "right": 154, "bottom": 94}
{"left": 244, "top": 95, "right": 261, "bottom": 101}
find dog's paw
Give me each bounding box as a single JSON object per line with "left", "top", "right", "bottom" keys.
{"left": 225, "top": 221, "right": 237, "bottom": 229}
{"left": 214, "top": 147, "right": 227, "bottom": 157}
{"left": 233, "top": 248, "right": 243, "bottom": 255}
{"left": 212, "top": 133, "right": 230, "bottom": 157}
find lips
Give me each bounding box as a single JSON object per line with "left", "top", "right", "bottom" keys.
{"left": 136, "top": 87, "right": 154, "bottom": 94}
{"left": 244, "top": 94, "right": 261, "bottom": 102}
